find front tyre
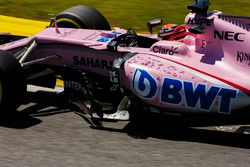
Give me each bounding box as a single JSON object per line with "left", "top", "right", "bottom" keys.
{"left": 50, "top": 5, "right": 111, "bottom": 30}
{"left": 0, "top": 50, "right": 26, "bottom": 113}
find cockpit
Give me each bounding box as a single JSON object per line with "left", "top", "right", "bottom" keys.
{"left": 107, "top": 29, "right": 159, "bottom": 51}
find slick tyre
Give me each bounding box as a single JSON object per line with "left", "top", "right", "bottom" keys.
{"left": 0, "top": 51, "right": 26, "bottom": 113}
{"left": 50, "top": 5, "right": 111, "bottom": 30}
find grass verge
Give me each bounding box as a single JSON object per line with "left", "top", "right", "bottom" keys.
{"left": 0, "top": 0, "right": 249, "bottom": 31}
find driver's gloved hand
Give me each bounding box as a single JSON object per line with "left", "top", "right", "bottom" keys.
{"left": 125, "top": 28, "right": 138, "bottom": 47}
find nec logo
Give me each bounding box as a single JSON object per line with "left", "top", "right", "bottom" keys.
{"left": 214, "top": 30, "right": 245, "bottom": 42}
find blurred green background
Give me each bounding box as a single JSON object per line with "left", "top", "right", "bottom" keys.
{"left": 0, "top": 0, "right": 250, "bottom": 31}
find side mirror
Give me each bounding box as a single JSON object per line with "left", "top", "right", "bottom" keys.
{"left": 147, "top": 19, "right": 163, "bottom": 34}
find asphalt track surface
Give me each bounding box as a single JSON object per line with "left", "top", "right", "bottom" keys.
{"left": 0, "top": 86, "right": 249, "bottom": 167}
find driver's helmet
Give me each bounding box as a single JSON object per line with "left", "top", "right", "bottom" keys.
{"left": 158, "top": 24, "right": 187, "bottom": 41}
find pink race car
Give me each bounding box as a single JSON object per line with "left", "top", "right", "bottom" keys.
{"left": 0, "top": 0, "right": 249, "bottom": 126}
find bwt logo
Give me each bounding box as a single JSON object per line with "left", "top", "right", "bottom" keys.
{"left": 132, "top": 69, "right": 237, "bottom": 114}
{"left": 132, "top": 69, "right": 157, "bottom": 99}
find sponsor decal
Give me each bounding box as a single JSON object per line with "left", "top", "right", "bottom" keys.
{"left": 112, "top": 31, "right": 122, "bottom": 35}
{"left": 132, "top": 69, "right": 237, "bottom": 114}
{"left": 132, "top": 69, "right": 157, "bottom": 99}
{"left": 152, "top": 46, "right": 178, "bottom": 55}
{"left": 109, "top": 70, "right": 119, "bottom": 91}
{"left": 237, "top": 51, "right": 250, "bottom": 64}
{"left": 73, "top": 56, "right": 113, "bottom": 69}
{"left": 214, "top": 30, "right": 245, "bottom": 42}
{"left": 187, "top": 17, "right": 212, "bottom": 26}
{"left": 97, "top": 33, "right": 116, "bottom": 42}
{"left": 64, "top": 80, "right": 88, "bottom": 95}
{"left": 100, "top": 32, "right": 116, "bottom": 38}
{"left": 97, "top": 37, "right": 110, "bottom": 42}
{"left": 60, "top": 29, "right": 78, "bottom": 38}
{"left": 201, "top": 40, "right": 207, "bottom": 48}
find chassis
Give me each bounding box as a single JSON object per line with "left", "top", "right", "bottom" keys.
{"left": 0, "top": 1, "right": 249, "bottom": 126}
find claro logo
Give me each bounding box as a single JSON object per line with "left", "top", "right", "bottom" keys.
{"left": 152, "top": 46, "right": 178, "bottom": 55}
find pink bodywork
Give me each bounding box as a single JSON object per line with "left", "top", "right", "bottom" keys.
{"left": 0, "top": 10, "right": 249, "bottom": 114}
{"left": 122, "top": 10, "right": 250, "bottom": 114}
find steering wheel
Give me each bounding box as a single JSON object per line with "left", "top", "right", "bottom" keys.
{"left": 107, "top": 29, "right": 138, "bottom": 51}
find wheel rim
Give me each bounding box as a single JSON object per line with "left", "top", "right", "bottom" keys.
{"left": 51, "top": 18, "right": 81, "bottom": 28}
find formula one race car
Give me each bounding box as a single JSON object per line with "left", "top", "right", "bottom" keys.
{"left": 0, "top": 0, "right": 249, "bottom": 126}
